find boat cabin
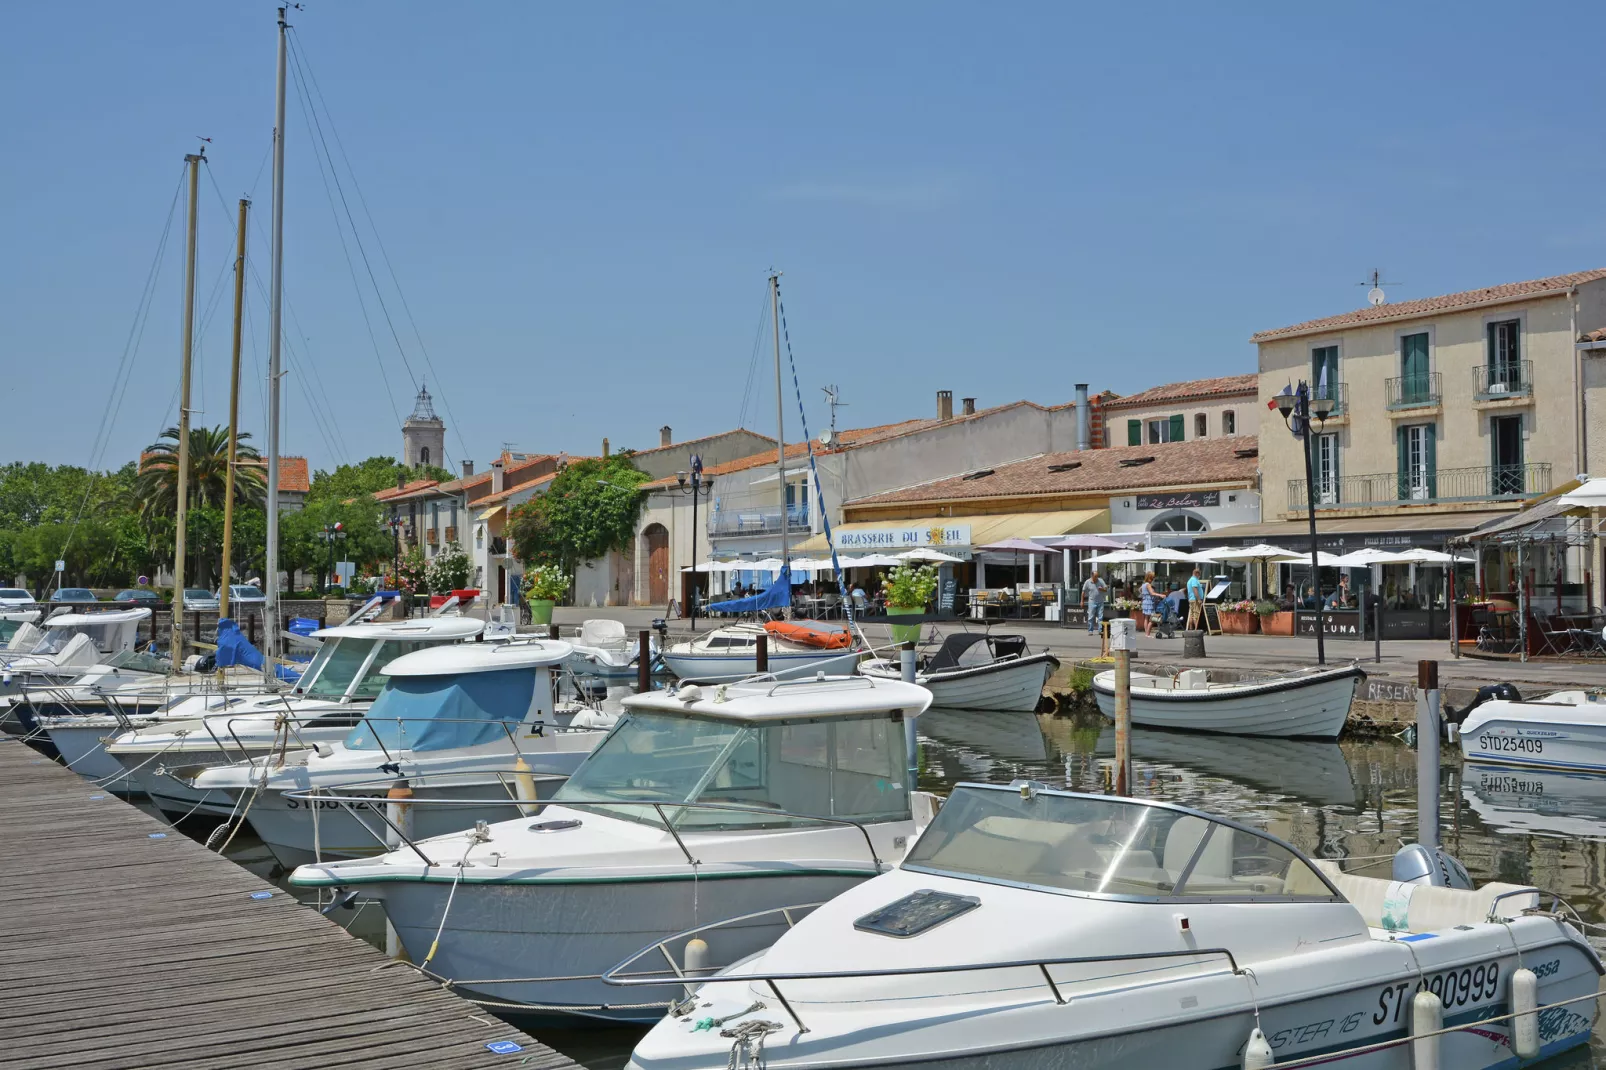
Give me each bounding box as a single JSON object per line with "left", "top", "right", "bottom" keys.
{"left": 291, "top": 618, "right": 483, "bottom": 703}
{"left": 29, "top": 608, "right": 151, "bottom": 660}
{"left": 922, "top": 633, "right": 1031, "bottom": 673}
{"left": 551, "top": 676, "right": 931, "bottom": 831}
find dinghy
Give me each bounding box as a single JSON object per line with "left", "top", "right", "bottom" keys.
{"left": 859, "top": 633, "right": 1056, "bottom": 711}
{"left": 1091, "top": 664, "right": 1362, "bottom": 739}
{"left": 619, "top": 782, "right": 1600, "bottom": 1070}
{"left": 661, "top": 621, "right": 863, "bottom": 682}
{"left": 289, "top": 674, "right": 930, "bottom": 1021}
{"left": 1455, "top": 687, "right": 1606, "bottom": 774}
{"left": 566, "top": 618, "right": 652, "bottom": 679}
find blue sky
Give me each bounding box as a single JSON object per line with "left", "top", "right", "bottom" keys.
{"left": 5, "top": 2, "right": 1606, "bottom": 475}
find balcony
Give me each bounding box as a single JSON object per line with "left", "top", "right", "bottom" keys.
{"left": 1473, "top": 361, "right": 1533, "bottom": 403}
{"left": 709, "top": 505, "right": 810, "bottom": 537}
{"left": 1288, "top": 462, "right": 1551, "bottom": 512}
{"left": 1311, "top": 381, "right": 1347, "bottom": 417}
{"left": 489, "top": 536, "right": 508, "bottom": 556}
{"left": 1385, "top": 372, "right": 1441, "bottom": 410}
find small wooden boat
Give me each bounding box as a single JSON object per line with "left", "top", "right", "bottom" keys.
{"left": 1091, "top": 664, "right": 1362, "bottom": 739}
{"left": 859, "top": 633, "right": 1057, "bottom": 712}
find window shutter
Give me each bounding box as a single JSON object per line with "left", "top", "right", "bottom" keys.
{"left": 1425, "top": 424, "right": 1437, "bottom": 499}
{"left": 1127, "top": 419, "right": 1141, "bottom": 446}
{"left": 1169, "top": 414, "right": 1185, "bottom": 442}
{"left": 1486, "top": 323, "right": 1498, "bottom": 369}
{"left": 1396, "top": 426, "right": 1409, "bottom": 500}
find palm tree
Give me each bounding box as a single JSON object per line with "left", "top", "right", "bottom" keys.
{"left": 136, "top": 425, "right": 266, "bottom": 517}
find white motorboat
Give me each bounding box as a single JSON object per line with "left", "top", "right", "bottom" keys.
{"left": 104, "top": 617, "right": 484, "bottom": 817}
{"left": 290, "top": 673, "right": 931, "bottom": 1021}
{"left": 662, "top": 621, "right": 863, "bottom": 683}
{"left": 859, "top": 633, "right": 1056, "bottom": 711}
{"left": 191, "top": 639, "right": 614, "bottom": 867}
{"left": 1456, "top": 687, "right": 1606, "bottom": 774}
{"left": 0, "top": 608, "right": 151, "bottom": 696}
{"left": 1092, "top": 665, "right": 1362, "bottom": 739}
{"left": 567, "top": 618, "right": 652, "bottom": 679}
{"left": 622, "top": 782, "right": 1600, "bottom": 1070}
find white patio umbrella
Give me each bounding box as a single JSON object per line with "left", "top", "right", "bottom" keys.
{"left": 1204, "top": 544, "right": 1307, "bottom": 562}
{"left": 848, "top": 553, "right": 904, "bottom": 568}
{"left": 1394, "top": 547, "right": 1474, "bottom": 565}
{"left": 1559, "top": 478, "right": 1606, "bottom": 510}
{"left": 1328, "top": 547, "right": 1408, "bottom": 568}
{"left": 896, "top": 548, "right": 965, "bottom": 564}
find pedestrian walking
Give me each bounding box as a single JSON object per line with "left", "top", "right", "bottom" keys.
{"left": 1139, "top": 571, "right": 1158, "bottom": 637}
{"left": 1082, "top": 568, "right": 1107, "bottom": 636}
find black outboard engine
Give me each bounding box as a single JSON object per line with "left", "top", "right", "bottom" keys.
{"left": 1443, "top": 682, "right": 1522, "bottom": 725}
{"left": 1392, "top": 843, "right": 1474, "bottom": 889}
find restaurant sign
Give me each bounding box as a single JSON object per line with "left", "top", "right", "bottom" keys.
{"left": 838, "top": 524, "right": 972, "bottom": 550}
{"left": 1136, "top": 491, "right": 1220, "bottom": 510}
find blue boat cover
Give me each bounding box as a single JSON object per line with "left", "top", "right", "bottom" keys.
{"left": 706, "top": 566, "right": 793, "bottom": 614}
{"left": 215, "top": 617, "right": 302, "bottom": 681}
{"left": 343, "top": 667, "right": 536, "bottom": 753}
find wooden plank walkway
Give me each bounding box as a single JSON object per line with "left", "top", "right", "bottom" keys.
{"left": 0, "top": 739, "right": 585, "bottom": 1070}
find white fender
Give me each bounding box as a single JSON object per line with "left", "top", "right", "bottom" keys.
{"left": 1511, "top": 967, "right": 1539, "bottom": 1059}
{"left": 1240, "top": 1028, "right": 1274, "bottom": 1070}
{"left": 1411, "top": 989, "right": 1443, "bottom": 1070}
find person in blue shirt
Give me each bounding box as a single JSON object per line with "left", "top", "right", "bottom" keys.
{"left": 1185, "top": 566, "right": 1206, "bottom": 629}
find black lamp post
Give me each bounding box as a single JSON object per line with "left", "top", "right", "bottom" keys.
{"left": 675, "top": 456, "right": 713, "bottom": 631}
{"left": 386, "top": 515, "right": 403, "bottom": 581}
{"left": 318, "top": 521, "right": 347, "bottom": 593}
{"left": 1273, "top": 381, "right": 1335, "bottom": 665}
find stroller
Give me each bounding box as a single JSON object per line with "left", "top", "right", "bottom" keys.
{"left": 1149, "top": 599, "right": 1178, "bottom": 640}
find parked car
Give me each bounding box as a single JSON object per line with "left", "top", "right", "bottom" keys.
{"left": 225, "top": 585, "right": 266, "bottom": 606}
{"left": 182, "top": 588, "right": 220, "bottom": 610}
{"left": 114, "top": 589, "right": 163, "bottom": 604}
{"left": 49, "top": 588, "right": 99, "bottom": 604}
{"left": 0, "top": 588, "right": 37, "bottom": 610}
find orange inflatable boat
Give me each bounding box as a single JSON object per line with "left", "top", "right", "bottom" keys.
{"left": 763, "top": 620, "right": 854, "bottom": 650}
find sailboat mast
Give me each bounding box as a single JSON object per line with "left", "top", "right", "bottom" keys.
{"left": 771, "top": 272, "right": 787, "bottom": 568}
{"left": 219, "top": 197, "right": 248, "bottom": 620}
{"left": 171, "top": 150, "right": 203, "bottom": 661}
{"left": 264, "top": 6, "right": 288, "bottom": 672}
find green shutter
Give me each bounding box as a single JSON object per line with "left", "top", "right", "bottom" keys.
{"left": 1169, "top": 414, "right": 1185, "bottom": 441}
{"left": 1396, "top": 426, "right": 1409, "bottom": 500}
{"left": 1401, "top": 333, "right": 1429, "bottom": 393}
{"left": 1425, "top": 424, "right": 1437, "bottom": 499}
{"left": 1127, "top": 419, "right": 1141, "bottom": 446}
{"left": 1486, "top": 323, "right": 1498, "bottom": 370}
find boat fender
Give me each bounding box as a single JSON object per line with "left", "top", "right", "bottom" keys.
{"left": 684, "top": 937, "right": 709, "bottom": 977}
{"left": 513, "top": 755, "right": 539, "bottom": 816}
{"left": 1240, "top": 1029, "right": 1273, "bottom": 1070}
{"left": 1443, "top": 682, "right": 1522, "bottom": 725}
{"left": 1511, "top": 967, "right": 1540, "bottom": 1058}
{"left": 1410, "top": 990, "right": 1443, "bottom": 1070}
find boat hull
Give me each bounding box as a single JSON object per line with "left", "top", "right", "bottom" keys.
{"left": 860, "top": 655, "right": 1054, "bottom": 712}
{"left": 1092, "top": 669, "right": 1358, "bottom": 739}
{"left": 1459, "top": 707, "right": 1606, "bottom": 773}
{"left": 362, "top": 871, "right": 872, "bottom": 1022}
{"left": 661, "top": 648, "right": 862, "bottom": 684}
{"left": 44, "top": 723, "right": 148, "bottom": 791}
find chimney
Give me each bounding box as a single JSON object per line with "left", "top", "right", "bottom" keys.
{"left": 491, "top": 460, "right": 505, "bottom": 494}
{"left": 937, "top": 390, "right": 954, "bottom": 422}
{"left": 1075, "top": 383, "right": 1091, "bottom": 451}
{"left": 660, "top": 425, "right": 673, "bottom": 448}
{"left": 602, "top": 437, "right": 610, "bottom": 458}
{"left": 961, "top": 397, "right": 976, "bottom": 416}
{"left": 461, "top": 459, "right": 474, "bottom": 479}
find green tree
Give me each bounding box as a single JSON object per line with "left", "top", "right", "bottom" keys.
{"left": 307, "top": 456, "right": 453, "bottom": 505}
{"left": 508, "top": 456, "right": 646, "bottom": 575}
{"left": 135, "top": 426, "right": 264, "bottom": 517}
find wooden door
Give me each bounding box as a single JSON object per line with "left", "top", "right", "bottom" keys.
{"left": 645, "top": 525, "right": 670, "bottom": 604}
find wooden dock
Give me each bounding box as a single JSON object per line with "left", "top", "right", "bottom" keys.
{"left": 0, "top": 739, "right": 585, "bottom": 1070}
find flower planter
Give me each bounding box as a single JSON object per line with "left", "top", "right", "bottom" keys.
{"left": 528, "top": 598, "right": 555, "bottom": 626}
{"left": 1219, "top": 610, "right": 1259, "bottom": 635}
{"left": 1259, "top": 611, "right": 1294, "bottom": 637}
{"left": 887, "top": 605, "right": 923, "bottom": 645}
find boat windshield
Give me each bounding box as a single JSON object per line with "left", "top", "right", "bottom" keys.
{"left": 298, "top": 638, "right": 438, "bottom": 700}
{"left": 103, "top": 648, "right": 170, "bottom": 674}
{"left": 904, "top": 785, "right": 1336, "bottom": 901}
{"left": 552, "top": 711, "right": 909, "bottom": 830}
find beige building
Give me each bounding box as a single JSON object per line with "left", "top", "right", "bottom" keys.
{"left": 1102, "top": 374, "right": 1259, "bottom": 447}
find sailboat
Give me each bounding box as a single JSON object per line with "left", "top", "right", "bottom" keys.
{"left": 662, "top": 274, "right": 865, "bottom": 682}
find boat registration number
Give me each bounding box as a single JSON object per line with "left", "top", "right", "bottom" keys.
{"left": 1478, "top": 734, "right": 1543, "bottom": 754}
{"left": 285, "top": 793, "right": 385, "bottom": 810}
{"left": 1373, "top": 960, "right": 1502, "bottom": 1025}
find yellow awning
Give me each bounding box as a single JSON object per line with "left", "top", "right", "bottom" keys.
{"left": 476, "top": 505, "right": 505, "bottom": 522}
{"left": 793, "top": 509, "right": 1109, "bottom": 554}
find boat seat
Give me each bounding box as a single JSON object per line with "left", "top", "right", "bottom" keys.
{"left": 1312, "top": 860, "right": 1539, "bottom": 932}
{"left": 580, "top": 619, "right": 628, "bottom": 648}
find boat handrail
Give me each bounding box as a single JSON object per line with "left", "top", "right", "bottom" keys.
{"left": 601, "top": 903, "right": 1244, "bottom": 1033}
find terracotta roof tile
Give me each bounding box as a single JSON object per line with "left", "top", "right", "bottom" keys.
{"left": 230, "top": 456, "right": 310, "bottom": 493}
{"left": 1102, "top": 375, "right": 1258, "bottom": 411}
{"left": 373, "top": 478, "right": 440, "bottom": 503}
{"left": 848, "top": 437, "right": 1259, "bottom": 508}
{"left": 1252, "top": 268, "right": 1606, "bottom": 343}
{"left": 625, "top": 429, "right": 775, "bottom": 458}
{"left": 482, "top": 472, "right": 558, "bottom": 505}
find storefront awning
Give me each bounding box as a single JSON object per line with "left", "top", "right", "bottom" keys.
{"left": 476, "top": 505, "right": 505, "bottom": 522}
{"left": 1191, "top": 510, "right": 1513, "bottom": 550}
{"left": 793, "top": 509, "right": 1108, "bottom": 555}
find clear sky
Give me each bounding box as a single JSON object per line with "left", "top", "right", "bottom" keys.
{"left": 6, "top": 2, "right": 1606, "bottom": 475}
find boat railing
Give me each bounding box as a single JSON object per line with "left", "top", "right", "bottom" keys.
{"left": 601, "top": 904, "right": 1245, "bottom": 1033}
{"left": 281, "top": 785, "right": 894, "bottom": 872}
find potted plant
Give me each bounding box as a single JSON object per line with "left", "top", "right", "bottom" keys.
{"left": 525, "top": 564, "right": 570, "bottom": 626}
{"left": 1256, "top": 598, "right": 1293, "bottom": 636}
{"left": 1112, "top": 597, "right": 1142, "bottom": 620}
{"left": 882, "top": 563, "right": 938, "bottom": 644}
{"left": 1218, "top": 598, "right": 1259, "bottom": 635}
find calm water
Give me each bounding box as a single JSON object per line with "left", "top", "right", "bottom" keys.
{"left": 210, "top": 710, "right": 1606, "bottom": 1069}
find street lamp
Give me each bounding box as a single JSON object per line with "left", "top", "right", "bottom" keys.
{"left": 318, "top": 521, "right": 347, "bottom": 594}
{"left": 674, "top": 456, "right": 714, "bottom": 631}
{"left": 385, "top": 515, "right": 403, "bottom": 582}
{"left": 1274, "top": 381, "right": 1335, "bottom": 665}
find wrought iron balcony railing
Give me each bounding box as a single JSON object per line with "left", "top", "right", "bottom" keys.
{"left": 1288, "top": 462, "right": 1550, "bottom": 511}
{"left": 1385, "top": 372, "right": 1441, "bottom": 410}
{"left": 1473, "top": 361, "right": 1533, "bottom": 402}
{"left": 709, "top": 505, "right": 811, "bottom": 536}
{"left": 1311, "top": 380, "right": 1347, "bottom": 416}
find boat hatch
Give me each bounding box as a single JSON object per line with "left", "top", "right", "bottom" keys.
{"left": 552, "top": 710, "right": 909, "bottom": 830}
{"left": 854, "top": 889, "right": 980, "bottom": 938}
{"left": 903, "top": 784, "right": 1340, "bottom": 903}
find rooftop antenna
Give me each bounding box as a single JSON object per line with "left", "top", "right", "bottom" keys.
{"left": 821, "top": 384, "right": 847, "bottom": 438}
{"left": 1358, "top": 269, "right": 1400, "bottom": 307}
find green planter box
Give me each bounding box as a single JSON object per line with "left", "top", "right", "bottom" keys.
{"left": 887, "top": 605, "right": 923, "bottom": 645}
{"left": 528, "top": 599, "right": 555, "bottom": 626}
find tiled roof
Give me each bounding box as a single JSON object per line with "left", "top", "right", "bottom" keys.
{"left": 1102, "top": 375, "right": 1258, "bottom": 411}
{"left": 1251, "top": 268, "right": 1606, "bottom": 342}
{"left": 848, "top": 436, "right": 1260, "bottom": 508}
{"left": 225, "top": 456, "right": 310, "bottom": 493}
{"left": 626, "top": 429, "right": 775, "bottom": 458}
{"left": 481, "top": 472, "right": 558, "bottom": 506}
{"left": 373, "top": 478, "right": 440, "bottom": 503}
{"left": 1582, "top": 327, "right": 1606, "bottom": 343}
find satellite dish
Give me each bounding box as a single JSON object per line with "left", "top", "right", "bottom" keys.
{"left": 1368, "top": 287, "right": 1386, "bottom": 306}
{"left": 819, "top": 429, "right": 834, "bottom": 445}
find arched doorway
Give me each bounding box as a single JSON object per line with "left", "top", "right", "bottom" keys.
{"left": 643, "top": 524, "right": 670, "bottom": 604}
{"left": 1147, "top": 511, "right": 1208, "bottom": 534}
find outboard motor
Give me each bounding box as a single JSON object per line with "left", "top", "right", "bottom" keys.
{"left": 1392, "top": 843, "right": 1474, "bottom": 889}
{"left": 1443, "top": 682, "right": 1522, "bottom": 726}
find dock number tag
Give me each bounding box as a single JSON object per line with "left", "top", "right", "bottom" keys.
{"left": 249, "top": 891, "right": 273, "bottom": 900}
{"left": 486, "top": 1041, "right": 524, "bottom": 1054}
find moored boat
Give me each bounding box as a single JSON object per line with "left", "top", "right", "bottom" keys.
{"left": 661, "top": 621, "right": 863, "bottom": 682}
{"left": 859, "top": 633, "right": 1056, "bottom": 711}
{"left": 1456, "top": 688, "right": 1606, "bottom": 774}
{"left": 1092, "top": 664, "right": 1362, "bottom": 739}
